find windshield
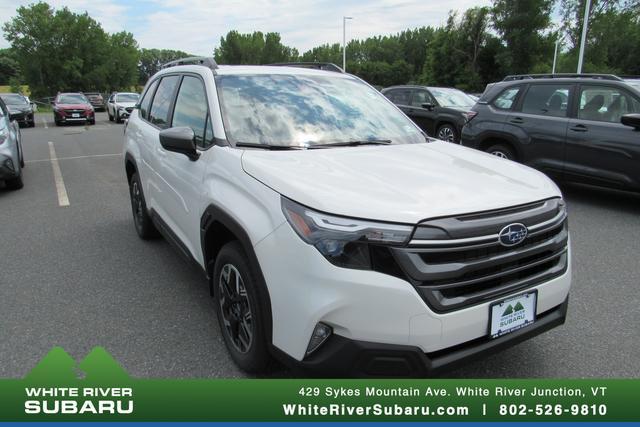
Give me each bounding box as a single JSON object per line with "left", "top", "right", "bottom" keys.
{"left": 116, "top": 93, "right": 139, "bottom": 102}
{"left": 57, "top": 94, "right": 88, "bottom": 104}
{"left": 429, "top": 88, "right": 476, "bottom": 108}
{"left": 215, "top": 74, "right": 424, "bottom": 147}
{"left": 1, "top": 94, "right": 28, "bottom": 105}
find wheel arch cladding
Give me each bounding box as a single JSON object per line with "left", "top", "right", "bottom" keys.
{"left": 200, "top": 204, "right": 273, "bottom": 343}
{"left": 124, "top": 153, "right": 137, "bottom": 183}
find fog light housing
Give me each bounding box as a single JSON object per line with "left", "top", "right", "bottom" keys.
{"left": 306, "top": 323, "right": 332, "bottom": 356}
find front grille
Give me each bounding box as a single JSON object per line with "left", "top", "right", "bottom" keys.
{"left": 391, "top": 198, "right": 568, "bottom": 312}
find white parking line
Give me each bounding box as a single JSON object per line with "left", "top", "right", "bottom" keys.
{"left": 48, "top": 141, "right": 70, "bottom": 207}
{"left": 26, "top": 153, "right": 122, "bottom": 164}
{"left": 42, "top": 117, "right": 48, "bottom": 129}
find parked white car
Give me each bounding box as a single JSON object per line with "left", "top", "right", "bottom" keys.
{"left": 107, "top": 92, "right": 140, "bottom": 123}
{"left": 123, "top": 58, "right": 571, "bottom": 376}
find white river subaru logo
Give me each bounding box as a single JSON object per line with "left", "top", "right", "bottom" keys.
{"left": 498, "top": 223, "right": 528, "bottom": 246}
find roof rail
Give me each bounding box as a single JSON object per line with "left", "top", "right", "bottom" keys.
{"left": 162, "top": 56, "right": 218, "bottom": 70}
{"left": 268, "top": 62, "right": 344, "bottom": 73}
{"left": 503, "top": 73, "right": 623, "bottom": 82}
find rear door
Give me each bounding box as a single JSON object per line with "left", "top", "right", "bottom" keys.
{"left": 564, "top": 84, "right": 640, "bottom": 190}
{"left": 383, "top": 88, "right": 416, "bottom": 121}
{"left": 506, "top": 83, "right": 573, "bottom": 177}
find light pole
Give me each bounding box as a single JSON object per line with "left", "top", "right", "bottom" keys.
{"left": 577, "top": 0, "right": 591, "bottom": 73}
{"left": 552, "top": 35, "right": 563, "bottom": 74}
{"left": 343, "top": 16, "right": 353, "bottom": 72}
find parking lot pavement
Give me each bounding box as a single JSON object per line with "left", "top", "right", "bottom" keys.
{"left": 1, "top": 112, "right": 639, "bottom": 379}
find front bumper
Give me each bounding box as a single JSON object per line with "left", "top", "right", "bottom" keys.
{"left": 10, "top": 111, "right": 34, "bottom": 125}
{"left": 254, "top": 220, "right": 572, "bottom": 374}
{"left": 0, "top": 153, "right": 19, "bottom": 179}
{"left": 278, "top": 297, "right": 568, "bottom": 377}
{"left": 55, "top": 111, "right": 94, "bottom": 123}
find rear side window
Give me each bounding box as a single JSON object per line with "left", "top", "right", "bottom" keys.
{"left": 492, "top": 87, "right": 520, "bottom": 110}
{"left": 521, "top": 84, "right": 570, "bottom": 118}
{"left": 149, "top": 75, "right": 180, "bottom": 128}
{"left": 385, "top": 89, "right": 412, "bottom": 106}
{"left": 172, "top": 76, "right": 209, "bottom": 148}
{"left": 139, "top": 80, "right": 159, "bottom": 120}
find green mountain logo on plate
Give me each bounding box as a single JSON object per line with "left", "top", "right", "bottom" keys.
{"left": 502, "top": 304, "right": 514, "bottom": 316}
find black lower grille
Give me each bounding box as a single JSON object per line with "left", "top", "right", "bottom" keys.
{"left": 391, "top": 198, "right": 568, "bottom": 312}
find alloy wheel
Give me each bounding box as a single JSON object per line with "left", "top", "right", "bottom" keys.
{"left": 437, "top": 126, "right": 455, "bottom": 143}
{"left": 490, "top": 150, "right": 509, "bottom": 159}
{"left": 218, "top": 263, "right": 253, "bottom": 354}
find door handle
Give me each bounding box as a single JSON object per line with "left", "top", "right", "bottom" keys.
{"left": 570, "top": 124, "right": 588, "bottom": 132}
{"left": 509, "top": 117, "right": 524, "bottom": 124}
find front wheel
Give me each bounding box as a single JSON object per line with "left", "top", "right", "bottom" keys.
{"left": 5, "top": 174, "right": 23, "bottom": 190}
{"left": 213, "top": 241, "right": 271, "bottom": 373}
{"left": 436, "top": 124, "right": 458, "bottom": 143}
{"left": 485, "top": 143, "right": 515, "bottom": 161}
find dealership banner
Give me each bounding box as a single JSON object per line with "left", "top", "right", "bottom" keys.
{"left": 0, "top": 347, "right": 638, "bottom": 422}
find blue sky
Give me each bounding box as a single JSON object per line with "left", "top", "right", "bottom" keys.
{"left": 0, "top": 0, "right": 493, "bottom": 54}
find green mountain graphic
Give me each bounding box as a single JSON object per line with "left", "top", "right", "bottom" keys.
{"left": 514, "top": 302, "right": 525, "bottom": 312}
{"left": 25, "top": 346, "right": 129, "bottom": 383}
{"left": 502, "top": 304, "right": 514, "bottom": 316}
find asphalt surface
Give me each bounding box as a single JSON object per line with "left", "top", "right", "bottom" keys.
{"left": 1, "top": 112, "right": 639, "bottom": 379}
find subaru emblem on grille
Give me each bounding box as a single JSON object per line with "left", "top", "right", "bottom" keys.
{"left": 498, "top": 223, "right": 528, "bottom": 246}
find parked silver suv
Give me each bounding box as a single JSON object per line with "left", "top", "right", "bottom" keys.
{"left": 0, "top": 96, "right": 24, "bottom": 190}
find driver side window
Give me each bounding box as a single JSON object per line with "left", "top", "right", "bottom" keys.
{"left": 411, "top": 90, "right": 434, "bottom": 108}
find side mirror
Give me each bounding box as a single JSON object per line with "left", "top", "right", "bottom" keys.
{"left": 421, "top": 102, "right": 435, "bottom": 111}
{"left": 621, "top": 114, "right": 640, "bottom": 130}
{"left": 159, "top": 127, "right": 199, "bottom": 160}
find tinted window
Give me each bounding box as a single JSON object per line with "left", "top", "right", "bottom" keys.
{"left": 578, "top": 85, "right": 640, "bottom": 123}
{"left": 172, "top": 76, "right": 209, "bottom": 148}
{"left": 57, "top": 94, "right": 89, "bottom": 104}
{"left": 139, "top": 80, "right": 159, "bottom": 120}
{"left": 493, "top": 87, "right": 520, "bottom": 110}
{"left": 1, "top": 94, "right": 28, "bottom": 105}
{"left": 411, "top": 90, "right": 434, "bottom": 108}
{"left": 429, "top": 88, "right": 475, "bottom": 108}
{"left": 521, "top": 84, "right": 570, "bottom": 118}
{"left": 149, "top": 75, "right": 180, "bottom": 128}
{"left": 385, "top": 89, "right": 412, "bottom": 106}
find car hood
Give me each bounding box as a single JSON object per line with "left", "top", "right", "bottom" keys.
{"left": 115, "top": 102, "right": 136, "bottom": 108}
{"left": 56, "top": 103, "right": 91, "bottom": 109}
{"left": 241, "top": 141, "right": 561, "bottom": 223}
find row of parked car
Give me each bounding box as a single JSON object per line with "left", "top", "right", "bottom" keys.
{"left": 51, "top": 92, "right": 140, "bottom": 125}
{"left": 382, "top": 73, "right": 640, "bottom": 194}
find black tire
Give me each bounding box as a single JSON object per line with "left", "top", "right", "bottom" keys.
{"left": 436, "top": 123, "right": 458, "bottom": 143}
{"left": 485, "top": 143, "right": 516, "bottom": 161}
{"left": 88, "top": 118, "right": 96, "bottom": 125}
{"left": 108, "top": 110, "right": 114, "bottom": 121}
{"left": 115, "top": 111, "right": 122, "bottom": 123}
{"left": 5, "top": 174, "right": 23, "bottom": 190}
{"left": 128, "top": 172, "right": 157, "bottom": 239}
{"left": 29, "top": 121, "right": 35, "bottom": 128}
{"left": 19, "top": 144, "right": 25, "bottom": 168}
{"left": 54, "top": 119, "right": 61, "bottom": 126}
{"left": 213, "top": 241, "right": 271, "bottom": 373}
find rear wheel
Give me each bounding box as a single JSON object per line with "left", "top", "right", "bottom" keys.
{"left": 485, "top": 143, "right": 515, "bottom": 161}
{"left": 128, "top": 172, "right": 157, "bottom": 239}
{"left": 115, "top": 110, "right": 122, "bottom": 123}
{"left": 108, "top": 109, "right": 114, "bottom": 121}
{"left": 213, "top": 241, "right": 271, "bottom": 373}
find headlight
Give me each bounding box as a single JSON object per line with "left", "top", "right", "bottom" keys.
{"left": 281, "top": 197, "right": 413, "bottom": 269}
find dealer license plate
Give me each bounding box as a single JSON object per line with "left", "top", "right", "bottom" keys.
{"left": 72, "top": 113, "right": 80, "bottom": 118}
{"left": 489, "top": 291, "right": 537, "bottom": 338}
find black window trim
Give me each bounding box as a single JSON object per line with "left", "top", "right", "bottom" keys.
{"left": 170, "top": 72, "right": 215, "bottom": 150}
{"left": 139, "top": 78, "right": 160, "bottom": 122}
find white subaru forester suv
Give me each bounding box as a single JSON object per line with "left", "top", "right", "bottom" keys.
{"left": 124, "top": 57, "right": 571, "bottom": 376}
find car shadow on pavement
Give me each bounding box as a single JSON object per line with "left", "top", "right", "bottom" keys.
{"left": 559, "top": 182, "right": 640, "bottom": 215}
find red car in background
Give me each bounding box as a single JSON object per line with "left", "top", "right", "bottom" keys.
{"left": 52, "top": 93, "right": 96, "bottom": 126}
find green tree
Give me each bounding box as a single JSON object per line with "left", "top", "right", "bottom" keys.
{"left": 214, "top": 30, "right": 298, "bottom": 65}
{"left": 492, "top": 0, "right": 555, "bottom": 74}
{"left": 0, "top": 48, "right": 20, "bottom": 85}
{"left": 106, "top": 31, "right": 139, "bottom": 91}
{"left": 138, "top": 48, "right": 191, "bottom": 85}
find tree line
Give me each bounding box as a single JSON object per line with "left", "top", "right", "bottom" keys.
{"left": 2, "top": 0, "right": 639, "bottom": 98}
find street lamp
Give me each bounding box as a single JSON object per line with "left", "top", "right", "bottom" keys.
{"left": 552, "top": 35, "right": 564, "bottom": 74}
{"left": 577, "top": 0, "right": 592, "bottom": 73}
{"left": 343, "top": 16, "right": 353, "bottom": 72}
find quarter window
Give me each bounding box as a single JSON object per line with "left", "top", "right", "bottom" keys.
{"left": 139, "top": 80, "right": 159, "bottom": 120}
{"left": 521, "top": 84, "right": 570, "bottom": 118}
{"left": 492, "top": 87, "right": 520, "bottom": 110}
{"left": 172, "top": 76, "right": 209, "bottom": 148}
{"left": 149, "top": 75, "right": 180, "bottom": 128}
{"left": 578, "top": 85, "right": 640, "bottom": 123}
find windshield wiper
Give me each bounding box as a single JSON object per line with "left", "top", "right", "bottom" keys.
{"left": 235, "top": 142, "right": 306, "bottom": 150}
{"left": 308, "top": 139, "right": 392, "bottom": 149}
